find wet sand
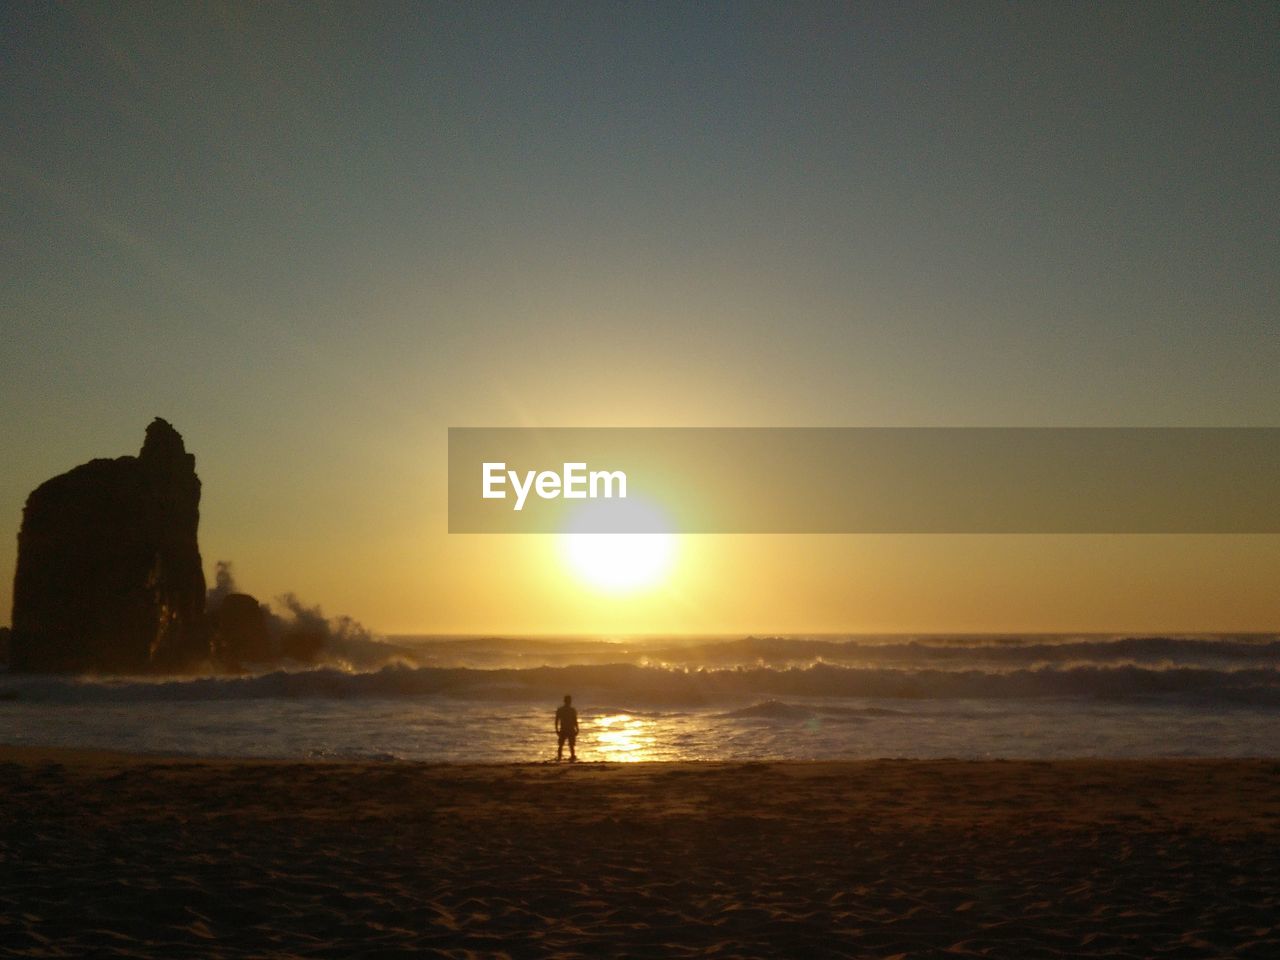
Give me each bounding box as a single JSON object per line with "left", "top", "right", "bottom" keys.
{"left": 1, "top": 747, "right": 1277, "bottom": 958}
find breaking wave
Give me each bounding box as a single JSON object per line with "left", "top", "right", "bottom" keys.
{"left": 719, "top": 700, "right": 817, "bottom": 720}
{"left": 4, "top": 659, "right": 1277, "bottom": 707}
{"left": 634, "top": 635, "right": 1280, "bottom": 669}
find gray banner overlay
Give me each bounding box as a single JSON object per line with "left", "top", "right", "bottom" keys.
{"left": 448, "top": 428, "right": 1280, "bottom": 533}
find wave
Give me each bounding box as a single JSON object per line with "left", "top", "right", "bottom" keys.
{"left": 719, "top": 700, "right": 817, "bottom": 720}
{"left": 390, "top": 634, "right": 1280, "bottom": 671}
{"left": 636, "top": 635, "right": 1280, "bottom": 669}
{"left": 3, "top": 660, "right": 1277, "bottom": 707}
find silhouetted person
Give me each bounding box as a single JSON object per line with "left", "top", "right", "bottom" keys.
{"left": 555, "top": 694, "right": 579, "bottom": 762}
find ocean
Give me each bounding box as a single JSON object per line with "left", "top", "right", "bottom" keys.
{"left": 1, "top": 635, "right": 1276, "bottom": 762}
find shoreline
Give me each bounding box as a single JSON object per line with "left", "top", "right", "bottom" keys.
{"left": 3, "top": 749, "right": 1277, "bottom": 957}
{"left": 5, "top": 741, "right": 1280, "bottom": 765}
{"left": 4, "top": 741, "right": 1280, "bottom": 764}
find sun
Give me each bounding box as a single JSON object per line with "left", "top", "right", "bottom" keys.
{"left": 559, "top": 497, "right": 677, "bottom": 594}
{"left": 562, "top": 532, "right": 676, "bottom": 593}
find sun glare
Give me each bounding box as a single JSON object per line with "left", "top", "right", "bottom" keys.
{"left": 562, "top": 532, "right": 675, "bottom": 593}
{"left": 559, "top": 497, "right": 677, "bottom": 594}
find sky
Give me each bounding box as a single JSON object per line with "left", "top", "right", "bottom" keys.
{"left": 2, "top": 2, "right": 1277, "bottom": 635}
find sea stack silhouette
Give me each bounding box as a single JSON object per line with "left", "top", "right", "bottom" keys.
{"left": 10, "top": 418, "right": 209, "bottom": 672}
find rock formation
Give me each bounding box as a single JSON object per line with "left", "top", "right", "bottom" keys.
{"left": 10, "top": 418, "right": 209, "bottom": 672}
{"left": 211, "top": 592, "right": 272, "bottom": 669}
{"left": 278, "top": 610, "right": 326, "bottom": 663}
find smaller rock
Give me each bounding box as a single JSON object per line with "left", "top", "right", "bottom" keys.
{"left": 213, "top": 594, "right": 272, "bottom": 669}
{"left": 280, "top": 619, "right": 326, "bottom": 663}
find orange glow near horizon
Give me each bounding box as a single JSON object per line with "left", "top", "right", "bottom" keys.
{"left": 371, "top": 531, "right": 1280, "bottom": 637}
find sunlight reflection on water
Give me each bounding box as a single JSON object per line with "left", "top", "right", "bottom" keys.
{"left": 592, "top": 713, "right": 658, "bottom": 762}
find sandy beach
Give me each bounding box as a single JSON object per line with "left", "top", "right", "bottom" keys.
{"left": 1, "top": 749, "right": 1277, "bottom": 958}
